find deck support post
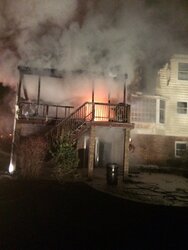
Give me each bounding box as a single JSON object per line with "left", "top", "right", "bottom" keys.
{"left": 91, "top": 78, "right": 95, "bottom": 121}
{"left": 88, "top": 125, "right": 95, "bottom": 179}
{"left": 123, "top": 128, "right": 130, "bottom": 181}
{"left": 9, "top": 122, "right": 21, "bottom": 174}
{"left": 17, "top": 72, "right": 23, "bottom": 104}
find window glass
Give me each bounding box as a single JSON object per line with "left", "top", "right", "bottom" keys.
{"left": 159, "top": 100, "right": 165, "bottom": 123}
{"left": 178, "top": 63, "right": 188, "bottom": 80}
{"left": 175, "top": 142, "right": 187, "bottom": 157}
{"left": 177, "top": 102, "right": 187, "bottom": 114}
{"left": 131, "top": 97, "right": 156, "bottom": 122}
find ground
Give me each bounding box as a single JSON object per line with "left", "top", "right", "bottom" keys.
{"left": 85, "top": 169, "right": 188, "bottom": 207}
{"left": 0, "top": 178, "right": 187, "bottom": 250}
{"left": 0, "top": 151, "right": 188, "bottom": 249}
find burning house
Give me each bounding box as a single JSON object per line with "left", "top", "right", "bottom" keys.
{"left": 9, "top": 65, "right": 134, "bottom": 179}
{"left": 129, "top": 54, "right": 188, "bottom": 168}
{"left": 9, "top": 53, "right": 188, "bottom": 177}
{"left": 2, "top": 0, "right": 188, "bottom": 176}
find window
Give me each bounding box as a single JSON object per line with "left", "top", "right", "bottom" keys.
{"left": 178, "top": 63, "right": 188, "bottom": 80}
{"left": 175, "top": 142, "right": 187, "bottom": 157}
{"left": 131, "top": 97, "right": 156, "bottom": 122}
{"left": 177, "top": 102, "right": 187, "bottom": 114}
{"left": 131, "top": 96, "right": 165, "bottom": 124}
{"left": 159, "top": 100, "right": 165, "bottom": 123}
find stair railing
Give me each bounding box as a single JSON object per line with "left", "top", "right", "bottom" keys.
{"left": 47, "top": 102, "right": 93, "bottom": 141}
{"left": 46, "top": 102, "right": 131, "bottom": 142}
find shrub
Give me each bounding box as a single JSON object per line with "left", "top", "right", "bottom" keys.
{"left": 18, "top": 136, "right": 48, "bottom": 179}
{"left": 50, "top": 137, "right": 79, "bottom": 180}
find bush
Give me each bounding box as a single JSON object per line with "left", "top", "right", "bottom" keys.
{"left": 18, "top": 136, "right": 48, "bottom": 179}
{"left": 50, "top": 137, "right": 79, "bottom": 181}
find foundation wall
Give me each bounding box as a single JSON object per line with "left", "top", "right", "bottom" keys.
{"left": 129, "top": 134, "right": 188, "bottom": 166}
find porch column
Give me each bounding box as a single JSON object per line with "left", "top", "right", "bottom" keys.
{"left": 9, "top": 122, "right": 21, "bottom": 173}
{"left": 123, "top": 128, "right": 130, "bottom": 180}
{"left": 17, "top": 72, "right": 23, "bottom": 104}
{"left": 88, "top": 125, "right": 96, "bottom": 179}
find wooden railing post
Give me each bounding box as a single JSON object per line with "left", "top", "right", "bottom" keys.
{"left": 92, "top": 79, "right": 95, "bottom": 121}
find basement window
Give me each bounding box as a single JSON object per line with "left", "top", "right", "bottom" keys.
{"left": 177, "top": 102, "right": 187, "bottom": 114}
{"left": 178, "top": 63, "right": 188, "bottom": 80}
{"left": 175, "top": 142, "right": 187, "bottom": 157}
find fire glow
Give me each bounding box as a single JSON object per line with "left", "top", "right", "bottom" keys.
{"left": 79, "top": 77, "right": 125, "bottom": 122}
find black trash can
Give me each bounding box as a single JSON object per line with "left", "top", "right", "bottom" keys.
{"left": 106, "top": 163, "right": 118, "bottom": 185}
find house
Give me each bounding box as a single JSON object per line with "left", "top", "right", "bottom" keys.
{"left": 130, "top": 54, "right": 188, "bottom": 167}
{"left": 10, "top": 66, "right": 134, "bottom": 179}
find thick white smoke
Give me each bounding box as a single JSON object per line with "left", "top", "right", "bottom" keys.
{"left": 1, "top": 0, "right": 188, "bottom": 119}
{"left": 0, "top": 0, "right": 187, "bottom": 88}
{"left": 0, "top": 0, "right": 78, "bottom": 86}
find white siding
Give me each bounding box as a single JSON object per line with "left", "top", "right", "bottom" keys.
{"left": 156, "top": 54, "right": 188, "bottom": 137}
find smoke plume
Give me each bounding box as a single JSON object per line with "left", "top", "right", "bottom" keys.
{"left": 1, "top": 0, "right": 188, "bottom": 132}
{"left": 0, "top": 0, "right": 188, "bottom": 87}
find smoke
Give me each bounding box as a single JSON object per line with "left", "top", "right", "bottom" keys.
{"left": 96, "top": 127, "right": 124, "bottom": 165}
{"left": 0, "top": 0, "right": 78, "bottom": 134}
{"left": 0, "top": 0, "right": 188, "bottom": 87}
{"left": 1, "top": 0, "right": 188, "bottom": 130}
{"left": 0, "top": 0, "right": 78, "bottom": 86}
{"left": 22, "top": 74, "right": 123, "bottom": 106}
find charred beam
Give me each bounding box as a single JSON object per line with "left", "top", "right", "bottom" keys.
{"left": 17, "top": 66, "right": 84, "bottom": 78}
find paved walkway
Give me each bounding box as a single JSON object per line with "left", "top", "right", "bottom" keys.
{"left": 81, "top": 168, "right": 188, "bottom": 207}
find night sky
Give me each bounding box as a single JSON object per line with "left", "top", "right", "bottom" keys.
{"left": 1, "top": 0, "right": 188, "bottom": 132}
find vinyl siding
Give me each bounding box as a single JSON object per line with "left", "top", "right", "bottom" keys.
{"left": 156, "top": 55, "right": 188, "bottom": 136}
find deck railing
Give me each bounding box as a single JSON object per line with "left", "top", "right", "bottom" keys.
{"left": 18, "top": 101, "right": 74, "bottom": 121}
{"left": 91, "top": 102, "right": 130, "bottom": 122}
{"left": 47, "top": 102, "right": 131, "bottom": 140}
{"left": 49, "top": 102, "right": 92, "bottom": 139}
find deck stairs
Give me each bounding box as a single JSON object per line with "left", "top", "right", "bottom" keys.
{"left": 46, "top": 102, "right": 93, "bottom": 143}
{"left": 46, "top": 101, "right": 131, "bottom": 144}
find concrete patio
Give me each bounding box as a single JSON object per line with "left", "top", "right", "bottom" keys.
{"left": 80, "top": 167, "right": 188, "bottom": 207}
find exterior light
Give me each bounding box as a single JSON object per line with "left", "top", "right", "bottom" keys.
{"left": 9, "top": 160, "right": 15, "bottom": 174}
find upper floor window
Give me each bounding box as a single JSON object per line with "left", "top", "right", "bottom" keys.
{"left": 178, "top": 63, "right": 188, "bottom": 80}
{"left": 159, "top": 100, "right": 165, "bottom": 123}
{"left": 177, "top": 102, "right": 187, "bottom": 114}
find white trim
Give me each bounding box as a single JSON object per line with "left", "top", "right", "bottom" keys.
{"left": 175, "top": 141, "right": 187, "bottom": 158}
{"left": 156, "top": 99, "right": 160, "bottom": 124}
{"left": 177, "top": 101, "right": 188, "bottom": 114}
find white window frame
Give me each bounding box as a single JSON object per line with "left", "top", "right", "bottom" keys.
{"left": 156, "top": 99, "right": 166, "bottom": 124}
{"left": 177, "top": 101, "right": 188, "bottom": 114}
{"left": 178, "top": 63, "right": 188, "bottom": 80}
{"left": 175, "top": 141, "right": 187, "bottom": 158}
{"left": 131, "top": 97, "right": 156, "bottom": 123}
{"left": 160, "top": 100, "right": 165, "bottom": 123}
